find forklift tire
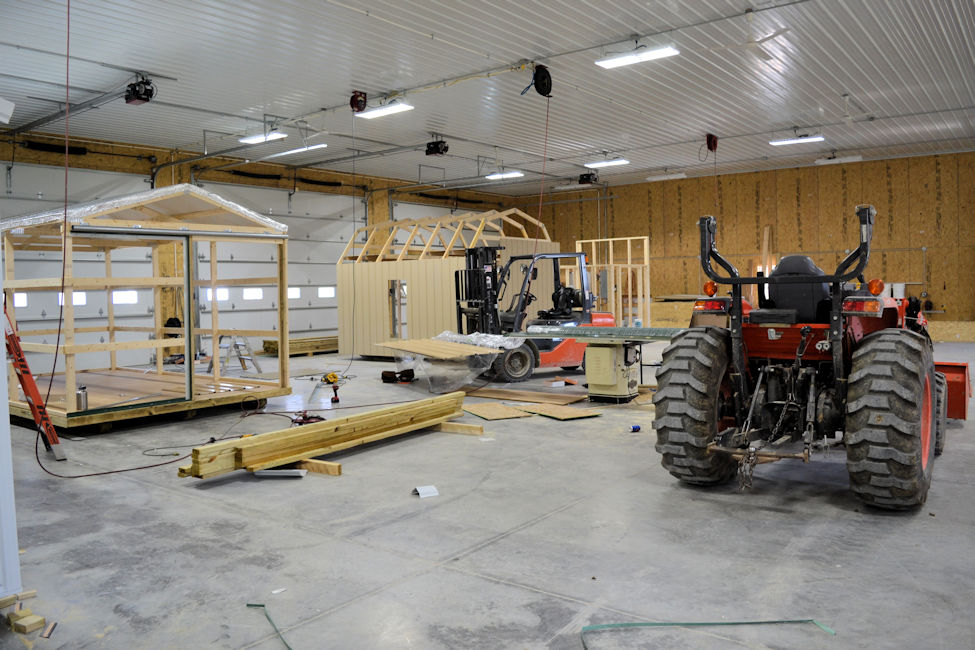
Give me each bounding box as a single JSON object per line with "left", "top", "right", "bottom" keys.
{"left": 934, "top": 371, "right": 947, "bottom": 456}
{"left": 845, "top": 330, "right": 937, "bottom": 509}
{"left": 652, "top": 327, "right": 737, "bottom": 485}
{"left": 493, "top": 344, "right": 536, "bottom": 383}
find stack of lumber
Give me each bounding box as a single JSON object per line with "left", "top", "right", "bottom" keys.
{"left": 178, "top": 391, "right": 466, "bottom": 479}
{"left": 262, "top": 335, "right": 338, "bottom": 356}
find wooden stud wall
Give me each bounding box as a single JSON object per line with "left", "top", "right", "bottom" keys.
{"left": 535, "top": 152, "right": 975, "bottom": 320}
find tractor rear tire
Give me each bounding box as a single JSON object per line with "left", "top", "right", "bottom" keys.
{"left": 652, "top": 327, "right": 737, "bottom": 485}
{"left": 845, "top": 330, "right": 937, "bottom": 509}
{"left": 493, "top": 344, "right": 535, "bottom": 383}
{"left": 935, "top": 371, "right": 947, "bottom": 456}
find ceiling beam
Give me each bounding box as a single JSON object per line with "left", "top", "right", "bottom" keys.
{"left": 8, "top": 84, "right": 128, "bottom": 136}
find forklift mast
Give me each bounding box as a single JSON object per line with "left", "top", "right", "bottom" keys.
{"left": 455, "top": 246, "right": 503, "bottom": 335}
{"left": 455, "top": 246, "right": 595, "bottom": 336}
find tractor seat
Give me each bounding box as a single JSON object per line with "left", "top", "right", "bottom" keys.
{"left": 748, "top": 255, "right": 830, "bottom": 324}
{"left": 767, "top": 255, "right": 829, "bottom": 323}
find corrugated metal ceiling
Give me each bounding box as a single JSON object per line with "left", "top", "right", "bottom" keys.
{"left": 1, "top": 0, "right": 973, "bottom": 196}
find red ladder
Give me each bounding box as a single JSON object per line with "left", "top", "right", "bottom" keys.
{"left": 4, "top": 305, "right": 66, "bottom": 461}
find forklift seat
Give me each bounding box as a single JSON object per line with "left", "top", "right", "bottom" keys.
{"left": 538, "top": 286, "right": 582, "bottom": 320}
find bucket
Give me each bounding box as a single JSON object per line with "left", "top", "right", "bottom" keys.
{"left": 891, "top": 283, "right": 906, "bottom": 299}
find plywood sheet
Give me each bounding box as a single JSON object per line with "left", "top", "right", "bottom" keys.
{"left": 675, "top": 178, "right": 699, "bottom": 257}
{"left": 817, "top": 164, "right": 845, "bottom": 252}
{"left": 860, "top": 160, "right": 892, "bottom": 249}
{"left": 377, "top": 338, "right": 501, "bottom": 358}
{"left": 958, "top": 152, "right": 975, "bottom": 247}
{"left": 735, "top": 172, "right": 763, "bottom": 256}
{"left": 928, "top": 321, "right": 975, "bottom": 342}
{"left": 462, "top": 386, "right": 588, "bottom": 405}
{"left": 512, "top": 403, "right": 602, "bottom": 420}
{"left": 784, "top": 166, "right": 819, "bottom": 253}
{"left": 463, "top": 403, "right": 534, "bottom": 420}
{"left": 952, "top": 245, "right": 975, "bottom": 320}
{"left": 909, "top": 156, "right": 938, "bottom": 246}
{"left": 775, "top": 167, "right": 800, "bottom": 254}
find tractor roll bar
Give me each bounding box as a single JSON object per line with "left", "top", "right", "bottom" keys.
{"left": 699, "top": 204, "right": 876, "bottom": 285}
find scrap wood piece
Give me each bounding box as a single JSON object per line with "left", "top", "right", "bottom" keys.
{"left": 376, "top": 338, "right": 501, "bottom": 359}
{"left": 295, "top": 459, "right": 342, "bottom": 476}
{"left": 178, "top": 391, "right": 466, "bottom": 479}
{"left": 462, "top": 386, "right": 588, "bottom": 405}
{"left": 40, "top": 621, "right": 57, "bottom": 639}
{"left": 512, "top": 403, "right": 603, "bottom": 420}
{"left": 633, "top": 393, "right": 655, "bottom": 406}
{"left": 12, "top": 614, "right": 45, "bottom": 634}
{"left": 7, "top": 608, "right": 33, "bottom": 623}
{"left": 464, "top": 402, "right": 535, "bottom": 420}
{"left": 430, "top": 421, "right": 484, "bottom": 435}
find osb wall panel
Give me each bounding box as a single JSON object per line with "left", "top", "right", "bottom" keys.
{"left": 536, "top": 152, "right": 975, "bottom": 320}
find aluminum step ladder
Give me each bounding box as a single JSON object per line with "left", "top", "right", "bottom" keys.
{"left": 207, "top": 335, "right": 263, "bottom": 374}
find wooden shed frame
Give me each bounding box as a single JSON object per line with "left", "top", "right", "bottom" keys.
{"left": 337, "top": 208, "right": 560, "bottom": 357}
{"left": 339, "top": 208, "right": 550, "bottom": 262}
{"left": 2, "top": 183, "right": 291, "bottom": 428}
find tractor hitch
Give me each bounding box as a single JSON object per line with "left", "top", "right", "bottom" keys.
{"left": 707, "top": 443, "right": 809, "bottom": 464}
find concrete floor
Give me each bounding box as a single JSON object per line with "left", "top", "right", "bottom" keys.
{"left": 3, "top": 343, "right": 975, "bottom": 649}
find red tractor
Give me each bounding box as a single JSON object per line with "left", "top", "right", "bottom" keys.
{"left": 653, "top": 205, "right": 969, "bottom": 509}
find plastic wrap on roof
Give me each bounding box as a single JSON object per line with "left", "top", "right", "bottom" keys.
{"left": 0, "top": 183, "right": 287, "bottom": 234}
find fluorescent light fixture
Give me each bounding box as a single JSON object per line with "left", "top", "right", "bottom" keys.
{"left": 485, "top": 170, "right": 524, "bottom": 180}
{"left": 263, "top": 143, "right": 328, "bottom": 159}
{"left": 553, "top": 183, "right": 596, "bottom": 191}
{"left": 595, "top": 45, "right": 680, "bottom": 69}
{"left": 584, "top": 158, "right": 629, "bottom": 169}
{"left": 354, "top": 100, "right": 414, "bottom": 119}
{"left": 645, "top": 172, "right": 686, "bottom": 182}
{"left": 239, "top": 130, "right": 288, "bottom": 144}
{"left": 815, "top": 154, "right": 862, "bottom": 165}
{"left": 769, "top": 134, "right": 825, "bottom": 146}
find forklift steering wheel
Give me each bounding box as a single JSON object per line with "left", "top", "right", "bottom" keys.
{"left": 525, "top": 292, "right": 537, "bottom": 305}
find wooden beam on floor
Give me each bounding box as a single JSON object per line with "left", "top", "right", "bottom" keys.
{"left": 178, "top": 391, "right": 468, "bottom": 479}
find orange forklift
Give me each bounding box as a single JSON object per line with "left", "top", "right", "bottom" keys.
{"left": 455, "top": 246, "right": 615, "bottom": 382}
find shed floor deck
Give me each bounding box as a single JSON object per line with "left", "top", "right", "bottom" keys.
{"left": 9, "top": 367, "right": 289, "bottom": 427}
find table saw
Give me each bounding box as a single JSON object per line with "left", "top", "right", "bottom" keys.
{"left": 508, "top": 326, "right": 683, "bottom": 402}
